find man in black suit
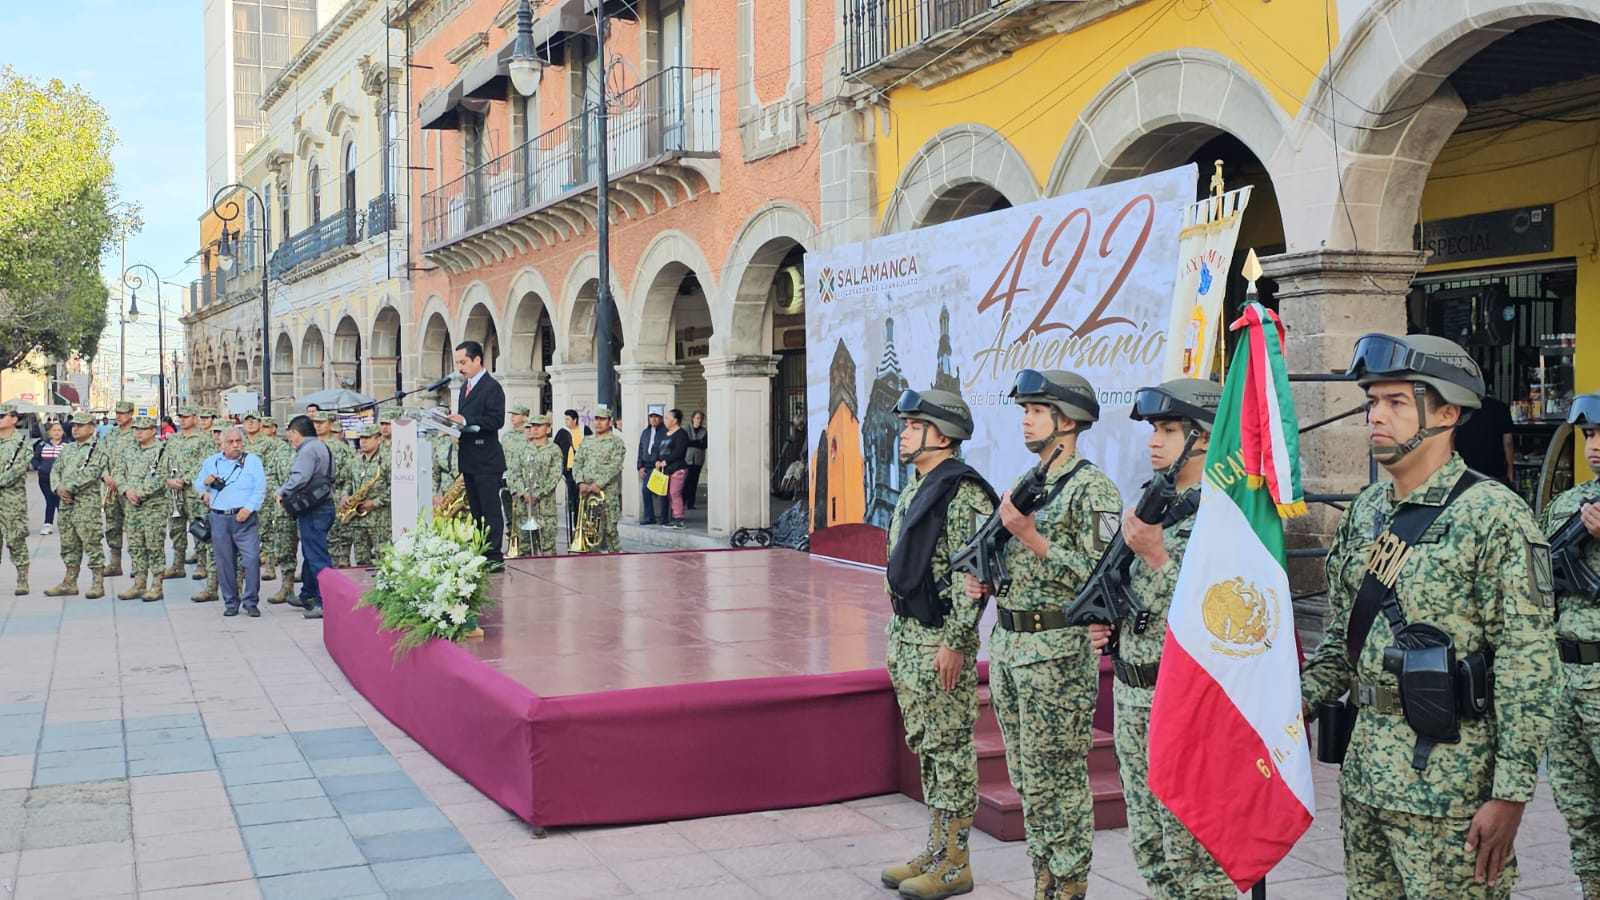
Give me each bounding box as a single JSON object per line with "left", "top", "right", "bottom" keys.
{"left": 447, "top": 341, "right": 506, "bottom": 566}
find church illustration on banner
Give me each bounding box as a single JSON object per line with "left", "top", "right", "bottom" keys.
{"left": 812, "top": 303, "right": 960, "bottom": 536}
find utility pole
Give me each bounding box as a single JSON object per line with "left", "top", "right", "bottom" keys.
{"left": 594, "top": 10, "right": 616, "bottom": 408}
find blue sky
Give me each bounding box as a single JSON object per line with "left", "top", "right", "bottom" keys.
{"left": 0, "top": 0, "right": 202, "bottom": 371}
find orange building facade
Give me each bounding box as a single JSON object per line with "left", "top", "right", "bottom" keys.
{"left": 399, "top": 0, "right": 829, "bottom": 534}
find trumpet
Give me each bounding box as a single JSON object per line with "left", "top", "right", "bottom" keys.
{"left": 169, "top": 466, "right": 185, "bottom": 519}
{"left": 569, "top": 490, "right": 606, "bottom": 554}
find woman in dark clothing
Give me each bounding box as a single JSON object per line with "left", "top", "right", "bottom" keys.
{"left": 654, "top": 409, "right": 691, "bottom": 528}
{"left": 33, "top": 420, "right": 65, "bottom": 534}
{"left": 683, "top": 410, "right": 707, "bottom": 511}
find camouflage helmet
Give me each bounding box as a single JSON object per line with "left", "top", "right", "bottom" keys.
{"left": 1348, "top": 333, "right": 1483, "bottom": 410}
{"left": 894, "top": 388, "right": 974, "bottom": 441}
{"left": 1010, "top": 369, "right": 1100, "bottom": 427}
{"left": 1131, "top": 378, "right": 1221, "bottom": 432}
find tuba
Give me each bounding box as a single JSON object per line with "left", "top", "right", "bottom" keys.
{"left": 569, "top": 490, "right": 607, "bottom": 554}
{"left": 437, "top": 475, "right": 468, "bottom": 521}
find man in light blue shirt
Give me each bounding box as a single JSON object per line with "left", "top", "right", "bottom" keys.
{"left": 194, "top": 426, "right": 267, "bottom": 616}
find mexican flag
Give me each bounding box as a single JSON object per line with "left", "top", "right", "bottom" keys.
{"left": 1147, "top": 301, "right": 1314, "bottom": 889}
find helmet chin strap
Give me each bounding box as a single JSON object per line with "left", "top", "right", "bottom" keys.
{"left": 1026, "top": 412, "right": 1076, "bottom": 455}
{"left": 900, "top": 424, "right": 946, "bottom": 464}
{"left": 1372, "top": 382, "right": 1455, "bottom": 462}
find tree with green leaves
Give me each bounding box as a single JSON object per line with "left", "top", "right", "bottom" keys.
{"left": 0, "top": 66, "right": 130, "bottom": 375}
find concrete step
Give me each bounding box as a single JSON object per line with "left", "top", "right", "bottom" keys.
{"left": 618, "top": 521, "right": 727, "bottom": 551}
{"left": 973, "top": 768, "right": 1128, "bottom": 842}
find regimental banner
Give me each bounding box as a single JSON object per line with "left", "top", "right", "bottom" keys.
{"left": 1163, "top": 184, "right": 1252, "bottom": 380}
{"left": 804, "top": 165, "right": 1195, "bottom": 561}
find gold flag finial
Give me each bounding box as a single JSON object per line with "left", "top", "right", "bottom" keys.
{"left": 1210, "top": 160, "right": 1226, "bottom": 197}
{"left": 1242, "top": 248, "right": 1263, "bottom": 294}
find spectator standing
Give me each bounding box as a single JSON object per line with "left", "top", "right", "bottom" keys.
{"left": 277, "top": 415, "right": 335, "bottom": 619}
{"left": 636, "top": 409, "right": 668, "bottom": 524}
{"left": 1454, "top": 390, "right": 1516, "bottom": 486}
{"left": 34, "top": 421, "right": 65, "bottom": 535}
{"left": 654, "top": 409, "right": 690, "bottom": 528}
{"left": 554, "top": 409, "right": 590, "bottom": 536}
{"left": 196, "top": 427, "right": 266, "bottom": 617}
{"left": 683, "top": 411, "right": 707, "bottom": 511}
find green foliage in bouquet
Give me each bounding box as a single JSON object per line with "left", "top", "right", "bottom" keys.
{"left": 358, "top": 515, "right": 497, "bottom": 658}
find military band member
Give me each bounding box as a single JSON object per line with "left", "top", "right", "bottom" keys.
{"left": 1540, "top": 393, "right": 1600, "bottom": 900}
{"left": 101, "top": 400, "right": 137, "bottom": 575}
{"left": 513, "top": 414, "right": 563, "bottom": 556}
{"left": 1087, "top": 379, "right": 1233, "bottom": 899}
{"left": 0, "top": 403, "right": 34, "bottom": 594}
{"left": 963, "top": 369, "right": 1122, "bottom": 900}
{"left": 571, "top": 405, "right": 625, "bottom": 552}
{"left": 161, "top": 408, "right": 207, "bottom": 580}
{"left": 378, "top": 407, "right": 399, "bottom": 444}
{"left": 116, "top": 416, "right": 171, "bottom": 602}
{"left": 346, "top": 424, "right": 392, "bottom": 566}
{"left": 44, "top": 413, "right": 108, "bottom": 598}
{"left": 880, "top": 389, "right": 995, "bottom": 900}
{"left": 1301, "top": 334, "right": 1558, "bottom": 899}
{"left": 316, "top": 411, "right": 357, "bottom": 566}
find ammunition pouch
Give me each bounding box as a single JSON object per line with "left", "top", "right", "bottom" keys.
{"left": 1382, "top": 623, "right": 1460, "bottom": 770}
{"left": 889, "top": 576, "right": 951, "bottom": 629}
{"left": 1315, "top": 699, "right": 1356, "bottom": 765}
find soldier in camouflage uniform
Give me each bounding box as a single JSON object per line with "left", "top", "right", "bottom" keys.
{"left": 0, "top": 403, "right": 34, "bottom": 594}
{"left": 378, "top": 407, "right": 399, "bottom": 445}
{"left": 571, "top": 406, "right": 625, "bottom": 553}
{"left": 101, "top": 400, "right": 137, "bottom": 575}
{"left": 963, "top": 369, "right": 1122, "bottom": 900}
{"left": 1302, "top": 334, "right": 1558, "bottom": 899}
{"left": 879, "top": 389, "right": 995, "bottom": 900}
{"left": 161, "top": 408, "right": 207, "bottom": 580}
{"left": 115, "top": 417, "right": 172, "bottom": 601}
{"left": 185, "top": 413, "right": 224, "bottom": 601}
{"left": 44, "top": 413, "right": 108, "bottom": 598}
{"left": 431, "top": 426, "right": 460, "bottom": 499}
{"left": 503, "top": 405, "right": 531, "bottom": 552}
{"left": 240, "top": 413, "right": 274, "bottom": 577}
{"left": 258, "top": 418, "right": 299, "bottom": 601}
{"left": 512, "top": 415, "right": 563, "bottom": 557}
{"left": 315, "top": 411, "right": 357, "bottom": 567}
{"left": 345, "top": 425, "right": 392, "bottom": 566}
{"left": 1085, "top": 379, "right": 1233, "bottom": 899}
{"left": 1539, "top": 394, "right": 1600, "bottom": 900}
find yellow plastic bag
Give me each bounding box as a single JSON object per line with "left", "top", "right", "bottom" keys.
{"left": 647, "top": 469, "right": 669, "bottom": 496}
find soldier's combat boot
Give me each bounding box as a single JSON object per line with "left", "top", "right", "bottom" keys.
{"left": 1581, "top": 872, "right": 1600, "bottom": 900}
{"left": 1031, "top": 862, "right": 1053, "bottom": 900}
{"left": 103, "top": 555, "right": 123, "bottom": 577}
{"left": 141, "top": 574, "right": 164, "bottom": 602}
{"left": 14, "top": 566, "right": 27, "bottom": 595}
{"left": 882, "top": 810, "right": 943, "bottom": 888}
{"left": 192, "top": 568, "right": 219, "bottom": 603}
{"left": 161, "top": 556, "right": 186, "bottom": 579}
{"left": 116, "top": 572, "right": 148, "bottom": 601}
{"left": 190, "top": 563, "right": 208, "bottom": 580}
{"left": 85, "top": 571, "right": 105, "bottom": 599}
{"left": 897, "top": 813, "right": 972, "bottom": 899}
{"left": 184, "top": 551, "right": 196, "bottom": 564}
{"left": 1051, "top": 880, "right": 1087, "bottom": 900}
{"left": 261, "top": 561, "right": 277, "bottom": 582}
{"left": 43, "top": 569, "right": 78, "bottom": 597}
{"left": 269, "top": 570, "right": 295, "bottom": 604}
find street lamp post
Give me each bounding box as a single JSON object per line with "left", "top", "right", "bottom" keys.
{"left": 211, "top": 185, "right": 271, "bottom": 418}
{"left": 122, "top": 264, "right": 166, "bottom": 425}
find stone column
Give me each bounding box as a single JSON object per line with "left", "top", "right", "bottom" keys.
{"left": 1260, "top": 248, "right": 1420, "bottom": 644}
{"left": 497, "top": 371, "right": 548, "bottom": 415}
{"left": 366, "top": 355, "right": 400, "bottom": 400}
{"left": 701, "top": 354, "right": 779, "bottom": 537}
{"left": 547, "top": 363, "right": 599, "bottom": 422}
{"left": 617, "top": 363, "right": 685, "bottom": 523}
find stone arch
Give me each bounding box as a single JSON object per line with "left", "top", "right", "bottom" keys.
{"left": 557, "top": 253, "right": 622, "bottom": 366}
{"left": 506, "top": 267, "right": 557, "bottom": 375}
{"left": 881, "top": 124, "right": 1041, "bottom": 235}
{"left": 719, "top": 201, "right": 818, "bottom": 356}
{"left": 420, "top": 310, "right": 453, "bottom": 386}
{"left": 332, "top": 314, "right": 362, "bottom": 390}
{"left": 1049, "top": 49, "right": 1290, "bottom": 196}
{"left": 1284, "top": 0, "right": 1600, "bottom": 251}
{"left": 461, "top": 290, "right": 502, "bottom": 374}
{"left": 297, "top": 323, "right": 325, "bottom": 399}
{"left": 626, "top": 230, "right": 718, "bottom": 364}
{"left": 371, "top": 304, "right": 403, "bottom": 397}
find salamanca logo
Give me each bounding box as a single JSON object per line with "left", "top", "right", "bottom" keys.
{"left": 828, "top": 255, "right": 921, "bottom": 300}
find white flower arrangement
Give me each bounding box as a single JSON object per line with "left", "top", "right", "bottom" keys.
{"left": 358, "top": 515, "right": 496, "bottom": 657}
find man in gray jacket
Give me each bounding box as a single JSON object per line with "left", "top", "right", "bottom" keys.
{"left": 275, "top": 415, "right": 334, "bottom": 620}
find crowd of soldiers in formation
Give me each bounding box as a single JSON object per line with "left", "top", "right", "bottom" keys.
{"left": 0, "top": 400, "right": 638, "bottom": 606}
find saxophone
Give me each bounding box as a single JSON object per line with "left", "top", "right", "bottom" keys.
{"left": 337, "top": 462, "right": 384, "bottom": 524}
{"left": 569, "top": 490, "right": 607, "bottom": 554}
{"left": 437, "top": 475, "right": 468, "bottom": 521}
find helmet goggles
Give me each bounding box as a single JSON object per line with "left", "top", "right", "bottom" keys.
{"left": 1346, "top": 334, "right": 1482, "bottom": 395}
{"left": 895, "top": 389, "right": 973, "bottom": 436}
{"left": 1010, "top": 369, "right": 1089, "bottom": 406}
{"left": 1569, "top": 394, "right": 1600, "bottom": 429}
{"left": 1131, "top": 387, "right": 1212, "bottom": 425}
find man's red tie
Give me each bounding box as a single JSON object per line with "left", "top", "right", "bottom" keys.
{"left": 464, "top": 380, "right": 471, "bottom": 399}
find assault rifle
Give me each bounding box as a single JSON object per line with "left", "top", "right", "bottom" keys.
{"left": 1061, "top": 431, "right": 1200, "bottom": 648}
{"left": 949, "top": 445, "right": 1064, "bottom": 598}
{"left": 1550, "top": 502, "right": 1600, "bottom": 599}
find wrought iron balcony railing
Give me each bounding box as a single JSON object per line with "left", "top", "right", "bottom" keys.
{"left": 269, "top": 208, "right": 358, "bottom": 278}
{"left": 421, "top": 66, "right": 721, "bottom": 252}
{"left": 844, "top": 0, "right": 1016, "bottom": 73}
{"left": 367, "top": 192, "right": 396, "bottom": 237}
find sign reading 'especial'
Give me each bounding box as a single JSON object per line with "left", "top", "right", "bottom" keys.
{"left": 804, "top": 165, "right": 1194, "bottom": 549}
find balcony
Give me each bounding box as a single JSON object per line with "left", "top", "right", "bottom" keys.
{"left": 269, "top": 209, "right": 358, "bottom": 280}
{"left": 843, "top": 0, "right": 1106, "bottom": 87}
{"left": 421, "top": 66, "right": 721, "bottom": 273}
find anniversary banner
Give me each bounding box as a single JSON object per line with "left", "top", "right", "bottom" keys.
{"left": 805, "top": 164, "right": 1196, "bottom": 561}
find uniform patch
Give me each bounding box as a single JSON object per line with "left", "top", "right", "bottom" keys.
{"left": 1422, "top": 486, "right": 1448, "bottom": 505}
{"left": 1529, "top": 539, "right": 1555, "bottom": 608}
{"left": 1095, "top": 511, "right": 1120, "bottom": 552}
{"left": 1416, "top": 522, "right": 1450, "bottom": 544}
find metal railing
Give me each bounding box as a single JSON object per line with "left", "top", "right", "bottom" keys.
{"left": 422, "top": 66, "right": 721, "bottom": 250}
{"left": 844, "top": 0, "right": 1014, "bottom": 72}
{"left": 269, "top": 208, "right": 358, "bottom": 278}
{"left": 367, "top": 192, "right": 396, "bottom": 237}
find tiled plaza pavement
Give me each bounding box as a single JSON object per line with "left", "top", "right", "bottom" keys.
{"left": 0, "top": 475, "right": 1583, "bottom": 898}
